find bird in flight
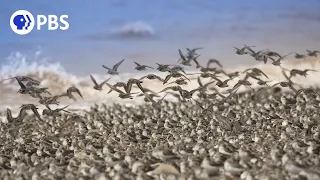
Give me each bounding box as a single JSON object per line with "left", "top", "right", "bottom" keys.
{"left": 90, "top": 75, "right": 111, "bottom": 91}
{"left": 234, "top": 45, "right": 255, "bottom": 55}
{"left": 1, "top": 76, "right": 40, "bottom": 85}
{"left": 140, "top": 74, "right": 165, "bottom": 83}
{"left": 59, "top": 87, "right": 83, "bottom": 101}
{"left": 105, "top": 83, "right": 138, "bottom": 99}
{"left": 306, "top": 50, "right": 320, "bottom": 57}
{"left": 207, "top": 58, "right": 223, "bottom": 68}
{"left": 19, "top": 104, "right": 42, "bottom": 121}
{"left": 102, "top": 59, "right": 125, "bottom": 75}
{"left": 134, "top": 62, "right": 154, "bottom": 71}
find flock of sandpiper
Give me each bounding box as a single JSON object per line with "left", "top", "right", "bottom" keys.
{"left": 0, "top": 46, "right": 320, "bottom": 179}
{"left": 2, "top": 46, "right": 320, "bottom": 121}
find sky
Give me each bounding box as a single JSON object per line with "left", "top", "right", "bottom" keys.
{"left": 0, "top": 0, "right": 320, "bottom": 75}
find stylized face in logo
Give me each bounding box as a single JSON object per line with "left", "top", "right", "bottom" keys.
{"left": 10, "top": 10, "right": 35, "bottom": 35}
{"left": 13, "top": 14, "right": 31, "bottom": 30}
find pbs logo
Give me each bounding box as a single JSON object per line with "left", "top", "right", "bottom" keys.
{"left": 10, "top": 10, "right": 69, "bottom": 35}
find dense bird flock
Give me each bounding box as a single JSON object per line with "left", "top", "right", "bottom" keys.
{"left": 1, "top": 46, "right": 320, "bottom": 180}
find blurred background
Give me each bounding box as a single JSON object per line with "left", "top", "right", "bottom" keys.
{"left": 1, "top": 0, "right": 319, "bottom": 75}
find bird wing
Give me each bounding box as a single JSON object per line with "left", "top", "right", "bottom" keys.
{"left": 46, "top": 105, "right": 52, "bottom": 110}
{"left": 163, "top": 75, "right": 172, "bottom": 84}
{"left": 57, "top": 92, "right": 69, "bottom": 98}
{"left": 305, "top": 69, "right": 318, "bottom": 72}
{"left": 288, "top": 84, "right": 298, "bottom": 93}
{"left": 210, "top": 75, "right": 222, "bottom": 83}
{"left": 31, "top": 105, "right": 42, "bottom": 121}
{"left": 135, "top": 82, "right": 145, "bottom": 93}
{"left": 160, "top": 93, "right": 168, "bottom": 100}
{"left": 192, "top": 47, "right": 203, "bottom": 51}
{"left": 107, "top": 88, "right": 113, "bottom": 94}
{"left": 6, "top": 108, "right": 13, "bottom": 122}
{"left": 281, "top": 69, "right": 292, "bottom": 82}
{"left": 15, "top": 77, "right": 26, "bottom": 89}
{"left": 226, "top": 86, "right": 240, "bottom": 100}
{"left": 216, "top": 61, "right": 223, "bottom": 68}
{"left": 193, "top": 56, "right": 202, "bottom": 68}
{"left": 74, "top": 88, "right": 83, "bottom": 98}
{"left": 231, "top": 82, "right": 242, "bottom": 92}
{"left": 197, "top": 77, "right": 203, "bottom": 87}
{"left": 26, "top": 81, "right": 39, "bottom": 86}
{"left": 62, "top": 109, "right": 72, "bottom": 113}
{"left": 178, "top": 49, "right": 187, "bottom": 62}
{"left": 243, "top": 45, "right": 256, "bottom": 51}
{"left": 179, "top": 68, "right": 187, "bottom": 74}
{"left": 259, "top": 70, "right": 269, "bottom": 79}
{"left": 210, "top": 87, "right": 226, "bottom": 98}
{"left": 41, "top": 88, "right": 52, "bottom": 95}
{"left": 167, "top": 80, "right": 177, "bottom": 85}
{"left": 269, "top": 57, "right": 276, "bottom": 62}
{"left": 57, "top": 105, "right": 69, "bottom": 111}
{"left": 159, "top": 87, "right": 172, "bottom": 93}
{"left": 282, "top": 52, "right": 294, "bottom": 59}
{"left": 100, "top": 77, "right": 112, "bottom": 86}
{"left": 113, "top": 59, "right": 125, "bottom": 71}
{"left": 117, "top": 82, "right": 128, "bottom": 89}
{"left": 126, "top": 82, "right": 133, "bottom": 94}
{"left": 243, "top": 73, "right": 250, "bottom": 81}
{"left": 271, "top": 82, "right": 281, "bottom": 87}
{"left": 17, "top": 108, "right": 27, "bottom": 121}
{"left": 90, "top": 75, "right": 99, "bottom": 86}
{"left": 27, "top": 77, "right": 41, "bottom": 84}
{"left": 243, "top": 68, "right": 252, "bottom": 73}
{"left": 155, "top": 75, "right": 164, "bottom": 82}
{"left": 105, "top": 83, "right": 125, "bottom": 94}
{"left": 295, "top": 89, "right": 305, "bottom": 97}
{"left": 143, "top": 92, "right": 156, "bottom": 104}
{"left": 189, "top": 88, "right": 201, "bottom": 95}
{"left": 180, "top": 74, "right": 190, "bottom": 81}
{"left": 223, "top": 78, "right": 232, "bottom": 84}
{"left": 270, "top": 51, "right": 281, "bottom": 57}
{"left": 139, "top": 75, "right": 147, "bottom": 80}
{"left": 134, "top": 61, "right": 141, "bottom": 66}
{"left": 194, "top": 99, "right": 206, "bottom": 110}
{"left": 207, "top": 59, "right": 223, "bottom": 68}
{"left": 233, "top": 47, "right": 240, "bottom": 51}
{"left": 102, "top": 65, "right": 112, "bottom": 70}
{"left": 203, "top": 80, "right": 215, "bottom": 89}
{"left": 36, "top": 93, "right": 43, "bottom": 100}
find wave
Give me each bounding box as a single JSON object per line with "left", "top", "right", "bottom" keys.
{"left": 0, "top": 49, "right": 320, "bottom": 113}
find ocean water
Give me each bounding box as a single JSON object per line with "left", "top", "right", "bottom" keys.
{"left": 0, "top": 50, "right": 319, "bottom": 115}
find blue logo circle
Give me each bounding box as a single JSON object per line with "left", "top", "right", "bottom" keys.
{"left": 10, "top": 10, "right": 35, "bottom": 35}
